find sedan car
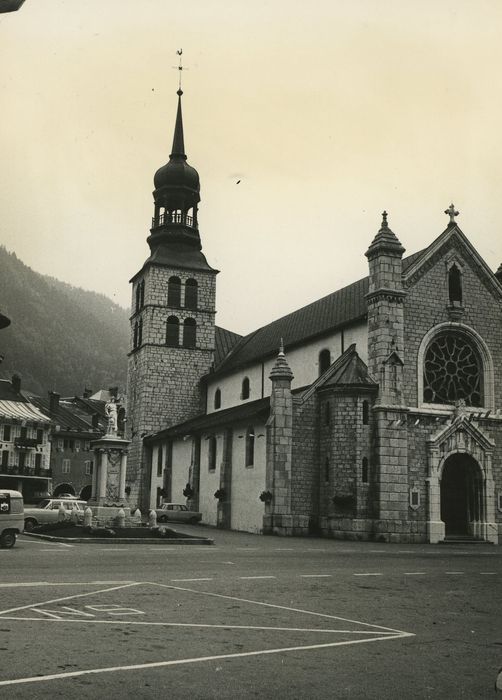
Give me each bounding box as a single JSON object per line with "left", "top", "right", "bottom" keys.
{"left": 155, "top": 503, "right": 202, "bottom": 524}
{"left": 24, "top": 499, "right": 87, "bottom": 531}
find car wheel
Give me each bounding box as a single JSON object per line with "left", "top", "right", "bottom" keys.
{"left": 159, "top": 515, "right": 168, "bottom": 523}
{"left": 189, "top": 517, "right": 199, "bottom": 524}
{"left": 0, "top": 531, "right": 16, "bottom": 548}
{"left": 24, "top": 518, "right": 37, "bottom": 532}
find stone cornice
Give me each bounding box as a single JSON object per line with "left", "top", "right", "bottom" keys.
{"left": 366, "top": 288, "right": 407, "bottom": 305}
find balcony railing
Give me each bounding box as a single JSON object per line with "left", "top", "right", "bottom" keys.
{"left": 14, "top": 437, "right": 39, "bottom": 449}
{"left": 0, "top": 465, "right": 52, "bottom": 478}
{"left": 151, "top": 211, "right": 195, "bottom": 229}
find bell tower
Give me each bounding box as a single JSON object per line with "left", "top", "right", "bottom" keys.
{"left": 126, "top": 87, "right": 218, "bottom": 509}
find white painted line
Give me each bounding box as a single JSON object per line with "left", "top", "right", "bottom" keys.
{"left": 274, "top": 548, "right": 294, "bottom": 551}
{"left": 98, "top": 548, "right": 129, "bottom": 552}
{"left": 305, "top": 549, "right": 326, "bottom": 552}
{"left": 445, "top": 571, "right": 464, "bottom": 575}
{"left": 353, "top": 573, "right": 383, "bottom": 577}
{"left": 403, "top": 572, "right": 427, "bottom": 576}
{"left": 40, "top": 550, "right": 70, "bottom": 553}
{"left": 0, "top": 616, "right": 399, "bottom": 635}
{"left": 19, "top": 538, "right": 74, "bottom": 548}
{"left": 0, "top": 582, "right": 141, "bottom": 617}
{"left": 151, "top": 582, "right": 411, "bottom": 635}
{"left": 300, "top": 575, "right": 332, "bottom": 578}
{"left": 480, "top": 572, "right": 497, "bottom": 575}
{"left": 170, "top": 578, "right": 214, "bottom": 582}
{"left": 398, "top": 550, "right": 414, "bottom": 554}
{"left": 239, "top": 576, "right": 277, "bottom": 580}
{"left": 0, "top": 633, "right": 413, "bottom": 687}
{"left": 235, "top": 547, "right": 260, "bottom": 551}
{"left": 369, "top": 550, "right": 386, "bottom": 553}
{"left": 0, "top": 581, "right": 135, "bottom": 589}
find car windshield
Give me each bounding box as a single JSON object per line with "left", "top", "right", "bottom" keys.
{"left": 38, "top": 499, "right": 50, "bottom": 508}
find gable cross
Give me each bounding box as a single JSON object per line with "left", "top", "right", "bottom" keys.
{"left": 444, "top": 203, "right": 459, "bottom": 224}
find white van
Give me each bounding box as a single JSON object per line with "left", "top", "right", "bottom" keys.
{"left": 0, "top": 490, "right": 24, "bottom": 548}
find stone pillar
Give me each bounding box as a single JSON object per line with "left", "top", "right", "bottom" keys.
{"left": 91, "top": 455, "right": 97, "bottom": 500}
{"left": 217, "top": 429, "right": 233, "bottom": 529}
{"left": 365, "top": 212, "right": 409, "bottom": 541}
{"left": 264, "top": 345, "right": 294, "bottom": 536}
{"left": 98, "top": 450, "right": 108, "bottom": 501}
{"left": 119, "top": 451, "right": 127, "bottom": 500}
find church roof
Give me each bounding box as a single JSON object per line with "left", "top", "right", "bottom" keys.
{"left": 214, "top": 326, "right": 242, "bottom": 367}
{"left": 144, "top": 396, "right": 271, "bottom": 443}
{"left": 322, "top": 346, "right": 376, "bottom": 388}
{"left": 212, "top": 249, "right": 424, "bottom": 377}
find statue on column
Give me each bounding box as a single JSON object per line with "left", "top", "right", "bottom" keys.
{"left": 105, "top": 397, "right": 118, "bottom": 436}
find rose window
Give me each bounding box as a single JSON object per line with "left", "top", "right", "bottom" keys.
{"left": 423, "top": 333, "right": 482, "bottom": 406}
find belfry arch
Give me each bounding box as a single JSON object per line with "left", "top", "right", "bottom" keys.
{"left": 426, "top": 413, "right": 497, "bottom": 544}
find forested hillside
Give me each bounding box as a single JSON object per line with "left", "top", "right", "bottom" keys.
{"left": 0, "top": 246, "right": 129, "bottom": 396}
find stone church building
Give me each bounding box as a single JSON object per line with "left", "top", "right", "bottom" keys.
{"left": 126, "top": 89, "right": 502, "bottom": 544}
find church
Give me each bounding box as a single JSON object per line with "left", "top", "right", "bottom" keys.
{"left": 125, "top": 88, "right": 502, "bottom": 544}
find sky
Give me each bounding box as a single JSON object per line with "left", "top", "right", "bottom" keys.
{"left": 1, "top": 0, "right": 502, "bottom": 336}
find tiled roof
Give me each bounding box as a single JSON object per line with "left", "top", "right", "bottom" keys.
{"left": 212, "top": 249, "right": 424, "bottom": 377}
{"left": 145, "top": 396, "right": 271, "bottom": 443}
{"left": 214, "top": 326, "right": 242, "bottom": 367}
{"left": 28, "top": 396, "right": 99, "bottom": 435}
{"left": 323, "top": 346, "right": 377, "bottom": 388}
{"left": 0, "top": 399, "right": 52, "bottom": 423}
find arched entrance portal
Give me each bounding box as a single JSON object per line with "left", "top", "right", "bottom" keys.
{"left": 440, "top": 454, "right": 483, "bottom": 538}
{"left": 53, "top": 483, "right": 75, "bottom": 498}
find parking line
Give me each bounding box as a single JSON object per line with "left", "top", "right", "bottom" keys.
{"left": 445, "top": 572, "right": 464, "bottom": 575}
{"left": 403, "top": 572, "right": 427, "bottom": 576}
{"left": 353, "top": 573, "right": 383, "bottom": 577}
{"left": 170, "top": 578, "right": 214, "bottom": 582}
{"left": 300, "top": 574, "right": 332, "bottom": 578}
{"left": 240, "top": 576, "right": 276, "bottom": 580}
{"left": 480, "top": 572, "right": 497, "bottom": 575}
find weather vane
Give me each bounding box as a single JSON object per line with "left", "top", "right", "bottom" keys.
{"left": 173, "top": 49, "right": 185, "bottom": 92}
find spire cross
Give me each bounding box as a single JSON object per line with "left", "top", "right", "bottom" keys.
{"left": 381, "top": 211, "right": 388, "bottom": 229}
{"left": 445, "top": 203, "right": 459, "bottom": 224}
{"left": 172, "top": 49, "right": 185, "bottom": 92}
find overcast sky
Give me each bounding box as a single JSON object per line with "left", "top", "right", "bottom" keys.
{"left": 1, "top": 1, "right": 502, "bottom": 336}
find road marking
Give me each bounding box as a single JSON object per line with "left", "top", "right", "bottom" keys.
{"left": 403, "top": 572, "right": 427, "bottom": 576}
{"left": 479, "top": 572, "right": 497, "bottom": 575}
{"left": 40, "top": 550, "right": 70, "bottom": 553}
{"left": 353, "top": 573, "right": 383, "bottom": 577}
{"left": 0, "top": 632, "right": 414, "bottom": 688}
{"left": 274, "top": 548, "right": 294, "bottom": 551}
{"left": 19, "top": 538, "right": 74, "bottom": 548}
{"left": 235, "top": 547, "right": 260, "bottom": 551}
{"left": 0, "top": 582, "right": 141, "bottom": 617}
{"left": 98, "top": 548, "right": 130, "bottom": 552}
{"left": 239, "top": 576, "right": 277, "bottom": 580}
{"left": 300, "top": 574, "right": 332, "bottom": 578}
{"left": 170, "top": 578, "right": 214, "bottom": 582}
{"left": 445, "top": 571, "right": 464, "bottom": 575}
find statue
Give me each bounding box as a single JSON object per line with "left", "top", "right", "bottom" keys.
{"left": 105, "top": 397, "right": 118, "bottom": 436}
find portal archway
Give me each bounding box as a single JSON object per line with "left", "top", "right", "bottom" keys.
{"left": 440, "top": 454, "right": 483, "bottom": 537}
{"left": 53, "top": 483, "right": 75, "bottom": 497}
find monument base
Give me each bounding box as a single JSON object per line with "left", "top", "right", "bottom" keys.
{"left": 88, "top": 504, "right": 132, "bottom": 526}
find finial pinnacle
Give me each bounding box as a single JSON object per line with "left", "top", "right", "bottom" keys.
{"left": 381, "top": 211, "right": 388, "bottom": 229}
{"left": 174, "top": 48, "right": 184, "bottom": 92}
{"left": 279, "top": 338, "right": 284, "bottom": 355}
{"left": 445, "top": 203, "right": 459, "bottom": 224}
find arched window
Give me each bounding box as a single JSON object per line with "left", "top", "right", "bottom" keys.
{"left": 185, "top": 279, "right": 198, "bottom": 310}
{"left": 140, "top": 280, "right": 145, "bottom": 308}
{"left": 362, "top": 457, "right": 369, "bottom": 484}
{"left": 423, "top": 332, "right": 483, "bottom": 406}
{"left": 241, "top": 377, "right": 250, "bottom": 400}
{"left": 156, "top": 446, "right": 163, "bottom": 477}
{"left": 135, "top": 283, "right": 141, "bottom": 312}
{"left": 183, "top": 318, "right": 197, "bottom": 348}
{"left": 245, "top": 426, "right": 255, "bottom": 467}
{"left": 448, "top": 264, "right": 462, "bottom": 305}
{"left": 214, "top": 388, "right": 221, "bottom": 410}
{"left": 324, "top": 401, "right": 331, "bottom": 426}
{"left": 166, "top": 316, "right": 179, "bottom": 347}
{"left": 362, "top": 400, "right": 369, "bottom": 425}
{"left": 319, "top": 349, "right": 331, "bottom": 375}
{"left": 208, "top": 436, "right": 217, "bottom": 471}
{"left": 325, "top": 456, "right": 330, "bottom": 482}
{"left": 137, "top": 317, "right": 143, "bottom": 347}
{"left": 133, "top": 321, "right": 138, "bottom": 349}
{"left": 167, "top": 276, "right": 182, "bottom": 307}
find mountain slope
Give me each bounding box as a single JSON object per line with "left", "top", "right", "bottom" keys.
{"left": 0, "top": 246, "right": 129, "bottom": 395}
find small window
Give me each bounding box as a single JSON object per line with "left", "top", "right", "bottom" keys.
{"left": 133, "top": 321, "right": 138, "bottom": 349}
{"left": 208, "top": 436, "right": 217, "bottom": 471}
{"left": 241, "top": 377, "right": 250, "bottom": 400}
{"left": 19, "top": 452, "right": 26, "bottom": 468}
{"left": 319, "top": 349, "right": 331, "bottom": 375}
{"left": 214, "top": 388, "right": 221, "bottom": 410}
{"left": 36, "top": 429, "right": 44, "bottom": 443}
{"left": 166, "top": 316, "right": 180, "bottom": 347}
{"left": 448, "top": 264, "right": 462, "bottom": 305}
{"left": 3, "top": 425, "right": 11, "bottom": 442}
{"left": 1, "top": 451, "right": 8, "bottom": 467}
{"left": 135, "top": 280, "right": 145, "bottom": 312}
{"left": 85, "top": 460, "right": 93, "bottom": 476}
{"left": 245, "top": 426, "right": 255, "bottom": 467}
{"left": 409, "top": 487, "right": 420, "bottom": 510}
{"left": 325, "top": 456, "right": 330, "bottom": 482}
{"left": 168, "top": 276, "right": 182, "bottom": 307}
{"left": 362, "top": 400, "right": 369, "bottom": 426}
{"left": 62, "top": 459, "right": 71, "bottom": 474}
{"left": 157, "top": 446, "right": 163, "bottom": 478}
{"left": 20, "top": 427, "right": 27, "bottom": 439}
{"left": 137, "top": 317, "right": 143, "bottom": 346}
{"left": 362, "top": 457, "right": 369, "bottom": 484}
{"left": 324, "top": 401, "right": 331, "bottom": 426}
{"left": 185, "top": 279, "right": 198, "bottom": 310}
{"left": 35, "top": 453, "right": 42, "bottom": 470}
{"left": 183, "top": 318, "right": 196, "bottom": 348}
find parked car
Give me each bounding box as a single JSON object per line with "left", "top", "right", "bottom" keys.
{"left": 0, "top": 490, "right": 24, "bottom": 548}
{"left": 155, "top": 503, "right": 202, "bottom": 524}
{"left": 23, "top": 498, "right": 87, "bottom": 531}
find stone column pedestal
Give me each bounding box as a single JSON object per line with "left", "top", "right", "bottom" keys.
{"left": 88, "top": 433, "right": 131, "bottom": 521}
